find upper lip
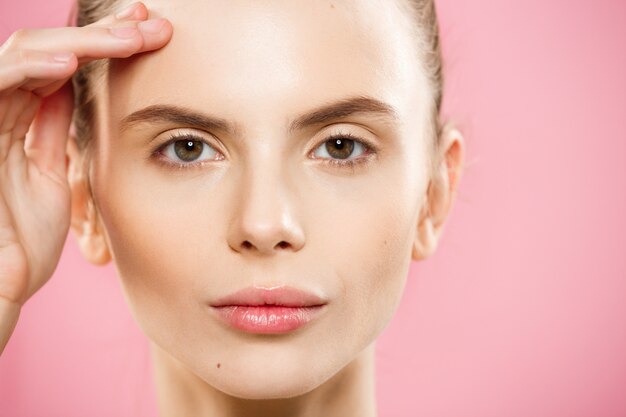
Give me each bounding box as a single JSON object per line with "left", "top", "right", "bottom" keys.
{"left": 210, "top": 285, "right": 327, "bottom": 307}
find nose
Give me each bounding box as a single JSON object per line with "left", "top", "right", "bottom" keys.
{"left": 227, "top": 161, "right": 305, "bottom": 257}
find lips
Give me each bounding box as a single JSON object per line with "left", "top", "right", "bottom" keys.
{"left": 210, "top": 285, "right": 327, "bottom": 334}
{"left": 210, "top": 285, "right": 327, "bottom": 308}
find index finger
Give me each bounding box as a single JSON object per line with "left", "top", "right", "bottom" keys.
{"left": 4, "top": 18, "right": 173, "bottom": 68}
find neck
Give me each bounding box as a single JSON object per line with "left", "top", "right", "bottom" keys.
{"left": 150, "top": 341, "right": 378, "bottom": 417}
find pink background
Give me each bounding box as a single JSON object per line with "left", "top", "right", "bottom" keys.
{"left": 1, "top": 0, "right": 625, "bottom": 416}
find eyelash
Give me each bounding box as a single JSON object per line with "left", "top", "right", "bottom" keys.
{"left": 150, "top": 131, "right": 377, "bottom": 171}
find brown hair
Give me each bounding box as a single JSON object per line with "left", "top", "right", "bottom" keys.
{"left": 67, "top": 0, "right": 117, "bottom": 157}
{"left": 407, "top": 0, "right": 445, "bottom": 172}
{"left": 68, "top": 0, "right": 446, "bottom": 174}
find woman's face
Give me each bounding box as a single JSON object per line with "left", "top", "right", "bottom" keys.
{"left": 90, "top": 0, "right": 432, "bottom": 398}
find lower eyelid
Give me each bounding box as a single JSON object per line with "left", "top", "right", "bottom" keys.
{"left": 320, "top": 154, "right": 376, "bottom": 174}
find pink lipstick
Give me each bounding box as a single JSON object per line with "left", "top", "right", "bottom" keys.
{"left": 210, "top": 286, "right": 327, "bottom": 334}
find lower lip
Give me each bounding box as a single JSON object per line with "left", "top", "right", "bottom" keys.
{"left": 211, "top": 305, "right": 325, "bottom": 334}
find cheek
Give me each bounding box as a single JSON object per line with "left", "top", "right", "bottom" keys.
{"left": 331, "top": 194, "right": 417, "bottom": 342}
{"left": 318, "top": 163, "right": 423, "bottom": 347}
{"left": 91, "top": 157, "right": 224, "bottom": 341}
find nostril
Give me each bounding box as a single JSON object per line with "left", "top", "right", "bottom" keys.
{"left": 239, "top": 240, "right": 291, "bottom": 252}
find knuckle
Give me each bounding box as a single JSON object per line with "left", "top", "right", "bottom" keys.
{"left": 1, "top": 28, "right": 39, "bottom": 62}
{"left": 6, "top": 28, "right": 31, "bottom": 49}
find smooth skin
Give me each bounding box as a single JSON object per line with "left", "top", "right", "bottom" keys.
{"left": 0, "top": 1, "right": 464, "bottom": 416}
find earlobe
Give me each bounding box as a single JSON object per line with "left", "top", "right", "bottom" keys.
{"left": 411, "top": 197, "right": 436, "bottom": 260}
{"left": 66, "top": 130, "right": 112, "bottom": 266}
{"left": 411, "top": 124, "right": 465, "bottom": 261}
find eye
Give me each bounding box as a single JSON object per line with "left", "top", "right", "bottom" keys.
{"left": 153, "top": 132, "right": 223, "bottom": 169}
{"left": 311, "top": 132, "right": 375, "bottom": 169}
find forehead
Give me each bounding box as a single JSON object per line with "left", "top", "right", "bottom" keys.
{"left": 107, "top": 0, "right": 424, "bottom": 130}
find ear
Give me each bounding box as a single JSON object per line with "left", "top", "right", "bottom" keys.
{"left": 66, "top": 126, "right": 112, "bottom": 265}
{"left": 412, "top": 123, "right": 465, "bottom": 261}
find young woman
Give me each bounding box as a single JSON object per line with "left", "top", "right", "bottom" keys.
{"left": 0, "top": 0, "right": 464, "bottom": 415}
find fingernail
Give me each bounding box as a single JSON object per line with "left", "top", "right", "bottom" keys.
{"left": 52, "top": 52, "right": 73, "bottom": 63}
{"left": 115, "top": 2, "right": 139, "bottom": 20}
{"left": 110, "top": 26, "right": 138, "bottom": 38}
{"left": 138, "top": 18, "right": 166, "bottom": 33}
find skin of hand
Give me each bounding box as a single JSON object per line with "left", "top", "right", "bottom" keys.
{"left": 65, "top": 0, "right": 465, "bottom": 414}
{"left": 0, "top": 1, "right": 173, "bottom": 354}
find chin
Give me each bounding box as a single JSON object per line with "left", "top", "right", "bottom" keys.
{"left": 197, "top": 347, "right": 340, "bottom": 400}
{"left": 207, "top": 367, "right": 331, "bottom": 400}
{"left": 215, "top": 380, "right": 320, "bottom": 400}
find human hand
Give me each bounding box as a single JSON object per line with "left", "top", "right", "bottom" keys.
{"left": 0, "top": 1, "right": 173, "bottom": 354}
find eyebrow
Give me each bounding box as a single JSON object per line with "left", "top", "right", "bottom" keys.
{"left": 118, "top": 95, "right": 400, "bottom": 136}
